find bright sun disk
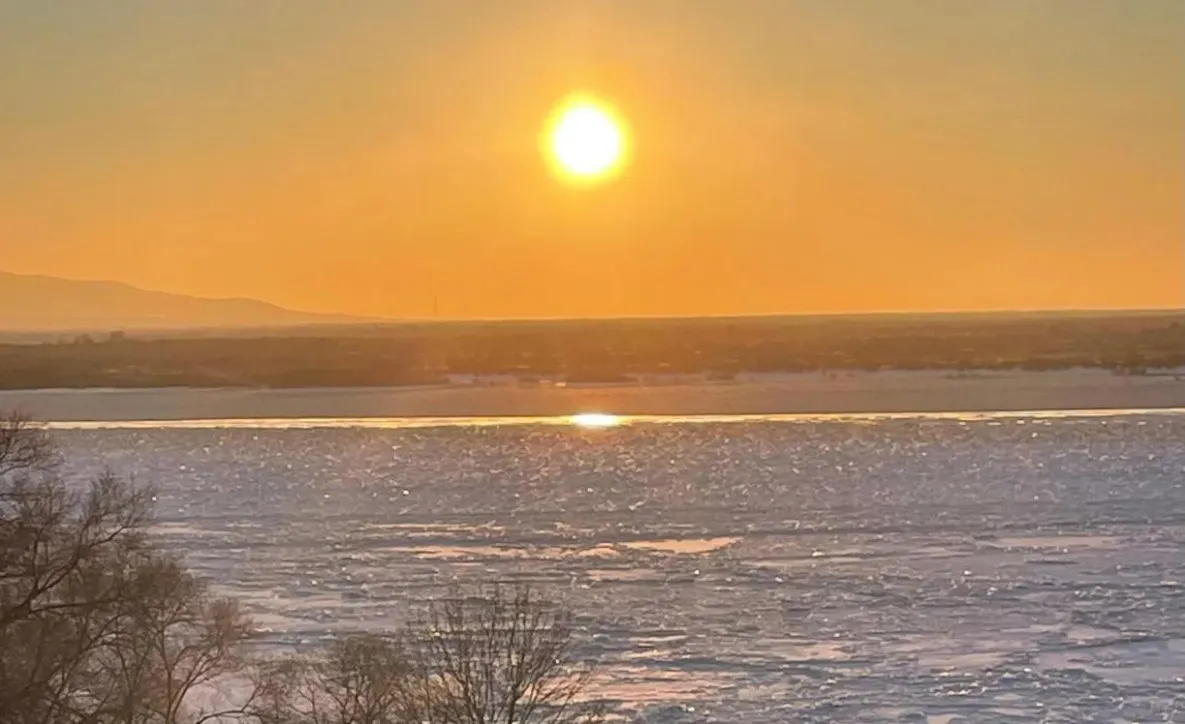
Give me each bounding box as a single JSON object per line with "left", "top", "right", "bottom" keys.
{"left": 544, "top": 96, "right": 627, "bottom": 182}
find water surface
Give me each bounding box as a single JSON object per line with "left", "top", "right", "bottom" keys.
{"left": 54, "top": 411, "right": 1185, "bottom": 722}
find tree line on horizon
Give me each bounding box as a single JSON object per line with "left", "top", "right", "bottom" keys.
{"left": 0, "top": 313, "right": 1181, "bottom": 389}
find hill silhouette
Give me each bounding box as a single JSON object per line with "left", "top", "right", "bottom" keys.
{"left": 0, "top": 272, "right": 368, "bottom": 331}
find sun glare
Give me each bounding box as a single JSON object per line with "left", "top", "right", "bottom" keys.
{"left": 543, "top": 95, "right": 627, "bottom": 183}
{"left": 569, "top": 412, "right": 623, "bottom": 429}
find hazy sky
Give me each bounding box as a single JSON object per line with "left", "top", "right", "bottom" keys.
{"left": 2, "top": 0, "right": 1181, "bottom": 318}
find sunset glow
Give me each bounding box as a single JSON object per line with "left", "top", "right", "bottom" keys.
{"left": 0, "top": 2, "right": 1180, "bottom": 319}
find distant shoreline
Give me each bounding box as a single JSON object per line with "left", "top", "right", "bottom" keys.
{"left": 3, "top": 368, "right": 1183, "bottom": 423}
{"left": 3, "top": 310, "right": 1182, "bottom": 392}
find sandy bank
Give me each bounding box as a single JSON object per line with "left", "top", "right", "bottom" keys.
{"left": 2, "top": 369, "right": 1183, "bottom": 422}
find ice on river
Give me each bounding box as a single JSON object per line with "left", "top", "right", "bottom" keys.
{"left": 52, "top": 411, "right": 1185, "bottom": 722}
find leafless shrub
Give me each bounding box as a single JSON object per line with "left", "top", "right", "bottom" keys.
{"left": 251, "top": 635, "right": 412, "bottom": 724}
{"left": 399, "top": 584, "right": 604, "bottom": 724}
{"left": 253, "top": 584, "right": 605, "bottom": 724}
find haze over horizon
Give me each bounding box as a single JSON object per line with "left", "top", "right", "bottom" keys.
{"left": 2, "top": 1, "right": 1182, "bottom": 320}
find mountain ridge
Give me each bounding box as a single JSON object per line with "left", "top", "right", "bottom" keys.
{"left": 0, "top": 272, "right": 373, "bottom": 331}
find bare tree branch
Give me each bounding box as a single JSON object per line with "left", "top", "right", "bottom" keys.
{"left": 0, "top": 412, "right": 57, "bottom": 480}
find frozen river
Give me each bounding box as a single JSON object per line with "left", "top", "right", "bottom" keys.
{"left": 52, "top": 411, "right": 1185, "bottom": 722}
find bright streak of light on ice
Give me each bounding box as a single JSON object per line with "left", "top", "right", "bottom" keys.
{"left": 569, "top": 412, "right": 624, "bottom": 429}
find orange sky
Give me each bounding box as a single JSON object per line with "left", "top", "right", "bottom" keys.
{"left": 1, "top": 1, "right": 1182, "bottom": 319}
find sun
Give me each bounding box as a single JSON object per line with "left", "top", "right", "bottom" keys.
{"left": 543, "top": 95, "right": 628, "bottom": 183}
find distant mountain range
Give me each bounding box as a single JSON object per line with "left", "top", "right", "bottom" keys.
{"left": 0, "top": 272, "right": 371, "bottom": 332}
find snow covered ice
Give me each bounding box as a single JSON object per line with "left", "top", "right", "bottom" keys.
{"left": 52, "top": 411, "right": 1185, "bottom": 722}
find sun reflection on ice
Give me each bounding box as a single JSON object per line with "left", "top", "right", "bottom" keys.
{"left": 569, "top": 413, "right": 623, "bottom": 429}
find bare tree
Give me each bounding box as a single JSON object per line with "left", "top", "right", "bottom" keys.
{"left": 400, "top": 584, "right": 605, "bottom": 724}
{"left": 87, "top": 556, "right": 257, "bottom": 724}
{"left": 0, "top": 469, "right": 151, "bottom": 722}
{"left": 0, "top": 411, "right": 257, "bottom": 724}
{"left": 251, "top": 635, "right": 412, "bottom": 724}
{"left": 252, "top": 585, "right": 605, "bottom": 724}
